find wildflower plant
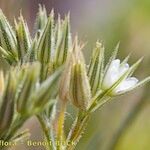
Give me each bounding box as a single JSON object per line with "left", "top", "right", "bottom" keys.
{"left": 0, "top": 4, "right": 149, "bottom": 150}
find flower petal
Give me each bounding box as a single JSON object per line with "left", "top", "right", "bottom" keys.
{"left": 119, "top": 63, "right": 129, "bottom": 76}
{"left": 103, "top": 59, "right": 120, "bottom": 88}
{"left": 115, "top": 77, "right": 138, "bottom": 93}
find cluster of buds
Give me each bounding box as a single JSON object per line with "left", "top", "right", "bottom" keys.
{"left": 0, "top": 5, "right": 149, "bottom": 148}
{"left": 0, "top": 62, "right": 61, "bottom": 139}
{"left": 59, "top": 39, "right": 150, "bottom": 112}
{"left": 0, "top": 5, "right": 72, "bottom": 142}
{"left": 0, "top": 5, "right": 72, "bottom": 81}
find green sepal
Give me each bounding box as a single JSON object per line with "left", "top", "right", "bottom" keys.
{"left": 87, "top": 42, "right": 104, "bottom": 96}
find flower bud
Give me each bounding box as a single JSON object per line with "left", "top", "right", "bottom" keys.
{"left": 34, "top": 4, "right": 48, "bottom": 37}
{"left": 0, "top": 10, "right": 18, "bottom": 63}
{"left": 59, "top": 55, "right": 72, "bottom": 103}
{"left": 15, "top": 14, "right": 31, "bottom": 62}
{"left": 59, "top": 38, "right": 92, "bottom": 109}
{"left": 68, "top": 39, "right": 91, "bottom": 110}
{"left": 69, "top": 63, "right": 91, "bottom": 110}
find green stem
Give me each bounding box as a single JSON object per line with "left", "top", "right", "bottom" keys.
{"left": 66, "top": 111, "right": 90, "bottom": 150}
{"left": 65, "top": 95, "right": 109, "bottom": 150}
{"left": 37, "top": 114, "right": 52, "bottom": 150}
{"left": 3, "top": 115, "right": 27, "bottom": 141}
{"left": 51, "top": 101, "right": 66, "bottom": 150}
{"left": 107, "top": 85, "right": 150, "bottom": 150}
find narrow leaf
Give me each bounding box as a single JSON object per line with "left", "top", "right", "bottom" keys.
{"left": 0, "top": 72, "right": 16, "bottom": 134}
{"left": 37, "top": 12, "right": 54, "bottom": 64}
{"left": 87, "top": 42, "right": 104, "bottom": 96}
{"left": 104, "top": 42, "right": 120, "bottom": 76}
{"left": 33, "top": 67, "right": 62, "bottom": 110}
{"left": 16, "top": 63, "right": 40, "bottom": 115}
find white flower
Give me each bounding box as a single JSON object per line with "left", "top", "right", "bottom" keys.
{"left": 102, "top": 59, "right": 138, "bottom": 94}
{"left": 115, "top": 77, "right": 138, "bottom": 93}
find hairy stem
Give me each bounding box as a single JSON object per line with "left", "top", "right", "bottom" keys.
{"left": 66, "top": 110, "right": 90, "bottom": 150}
{"left": 51, "top": 101, "right": 66, "bottom": 150}
{"left": 65, "top": 96, "right": 109, "bottom": 150}
{"left": 37, "top": 114, "right": 52, "bottom": 150}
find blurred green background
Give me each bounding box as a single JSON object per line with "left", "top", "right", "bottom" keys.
{"left": 0, "top": 0, "right": 150, "bottom": 150}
